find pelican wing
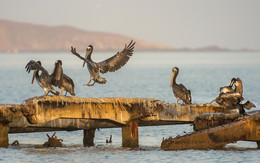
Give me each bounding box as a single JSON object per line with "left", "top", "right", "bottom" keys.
{"left": 179, "top": 83, "right": 189, "bottom": 92}
{"left": 243, "top": 101, "right": 256, "bottom": 110}
{"left": 25, "top": 60, "right": 49, "bottom": 75}
{"left": 71, "top": 46, "right": 86, "bottom": 61}
{"left": 97, "top": 40, "right": 135, "bottom": 74}
{"left": 50, "top": 61, "right": 63, "bottom": 86}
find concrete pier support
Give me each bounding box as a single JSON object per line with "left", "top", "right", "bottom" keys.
{"left": 122, "top": 121, "right": 139, "bottom": 148}
{"left": 83, "top": 129, "right": 96, "bottom": 147}
{"left": 0, "top": 122, "right": 9, "bottom": 147}
{"left": 161, "top": 111, "right": 260, "bottom": 150}
{"left": 257, "top": 142, "right": 260, "bottom": 149}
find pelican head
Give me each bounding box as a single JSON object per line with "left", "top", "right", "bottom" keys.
{"left": 230, "top": 78, "right": 236, "bottom": 86}
{"left": 83, "top": 45, "right": 93, "bottom": 67}
{"left": 170, "top": 67, "right": 179, "bottom": 86}
{"left": 172, "top": 67, "right": 179, "bottom": 73}
{"left": 234, "top": 78, "right": 242, "bottom": 87}
{"left": 56, "top": 60, "right": 62, "bottom": 65}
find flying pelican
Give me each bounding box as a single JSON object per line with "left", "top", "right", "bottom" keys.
{"left": 71, "top": 40, "right": 135, "bottom": 86}
{"left": 25, "top": 60, "right": 59, "bottom": 96}
{"left": 50, "top": 60, "right": 75, "bottom": 96}
{"left": 170, "top": 67, "right": 191, "bottom": 104}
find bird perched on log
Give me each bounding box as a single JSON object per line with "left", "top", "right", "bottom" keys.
{"left": 71, "top": 40, "right": 135, "bottom": 86}
{"left": 50, "top": 60, "right": 75, "bottom": 96}
{"left": 226, "top": 99, "right": 256, "bottom": 116}
{"left": 25, "top": 60, "right": 59, "bottom": 96}
{"left": 170, "top": 67, "right": 191, "bottom": 104}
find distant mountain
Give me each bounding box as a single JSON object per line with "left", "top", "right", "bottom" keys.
{"left": 174, "top": 45, "right": 230, "bottom": 52}
{"left": 0, "top": 19, "right": 174, "bottom": 53}
{"left": 173, "top": 45, "right": 258, "bottom": 52}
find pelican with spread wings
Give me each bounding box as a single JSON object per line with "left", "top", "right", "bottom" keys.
{"left": 71, "top": 40, "right": 135, "bottom": 86}
{"left": 25, "top": 60, "right": 59, "bottom": 96}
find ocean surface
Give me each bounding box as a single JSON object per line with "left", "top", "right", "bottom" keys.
{"left": 0, "top": 51, "right": 260, "bottom": 162}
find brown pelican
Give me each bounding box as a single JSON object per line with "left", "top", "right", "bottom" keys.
{"left": 234, "top": 78, "right": 243, "bottom": 96}
{"left": 25, "top": 60, "right": 59, "bottom": 96}
{"left": 71, "top": 40, "right": 135, "bottom": 86}
{"left": 220, "top": 78, "right": 236, "bottom": 93}
{"left": 226, "top": 99, "right": 256, "bottom": 116}
{"left": 170, "top": 67, "right": 191, "bottom": 104}
{"left": 210, "top": 77, "right": 244, "bottom": 106}
{"left": 50, "top": 60, "right": 75, "bottom": 96}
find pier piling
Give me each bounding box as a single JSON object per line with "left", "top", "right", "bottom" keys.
{"left": 122, "top": 121, "right": 139, "bottom": 148}
{"left": 83, "top": 129, "right": 96, "bottom": 147}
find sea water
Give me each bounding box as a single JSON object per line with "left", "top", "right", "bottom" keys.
{"left": 0, "top": 51, "right": 260, "bottom": 162}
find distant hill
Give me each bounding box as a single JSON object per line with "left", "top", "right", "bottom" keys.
{"left": 174, "top": 45, "right": 230, "bottom": 52}
{"left": 0, "top": 19, "right": 174, "bottom": 53}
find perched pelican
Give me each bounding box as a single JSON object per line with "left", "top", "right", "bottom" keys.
{"left": 25, "top": 60, "right": 59, "bottom": 96}
{"left": 220, "top": 78, "right": 236, "bottom": 93}
{"left": 71, "top": 40, "right": 135, "bottom": 86}
{"left": 51, "top": 60, "right": 75, "bottom": 96}
{"left": 170, "top": 67, "right": 191, "bottom": 104}
{"left": 226, "top": 99, "right": 256, "bottom": 116}
{"left": 234, "top": 78, "right": 243, "bottom": 96}
{"left": 210, "top": 77, "right": 244, "bottom": 106}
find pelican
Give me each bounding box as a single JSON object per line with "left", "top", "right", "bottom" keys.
{"left": 234, "top": 78, "right": 243, "bottom": 96}
{"left": 25, "top": 60, "right": 59, "bottom": 96}
{"left": 71, "top": 40, "right": 135, "bottom": 86}
{"left": 51, "top": 60, "right": 75, "bottom": 96}
{"left": 220, "top": 78, "right": 236, "bottom": 93}
{"left": 214, "top": 77, "right": 244, "bottom": 106}
{"left": 226, "top": 99, "right": 256, "bottom": 116}
{"left": 170, "top": 67, "right": 191, "bottom": 104}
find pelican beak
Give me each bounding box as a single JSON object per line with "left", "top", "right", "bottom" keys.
{"left": 170, "top": 72, "right": 174, "bottom": 87}
{"left": 83, "top": 60, "right": 86, "bottom": 67}
{"left": 31, "top": 70, "right": 36, "bottom": 84}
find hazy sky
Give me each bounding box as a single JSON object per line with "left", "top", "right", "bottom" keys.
{"left": 1, "top": 0, "right": 260, "bottom": 49}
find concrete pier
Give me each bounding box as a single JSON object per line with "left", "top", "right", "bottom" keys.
{"left": 0, "top": 96, "right": 227, "bottom": 147}
{"left": 161, "top": 111, "right": 260, "bottom": 150}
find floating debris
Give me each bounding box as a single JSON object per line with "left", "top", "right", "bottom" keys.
{"left": 106, "top": 135, "right": 112, "bottom": 143}
{"left": 43, "top": 132, "right": 63, "bottom": 148}
{"left": 11, "top": 140, "right": 19, "bottom": 146}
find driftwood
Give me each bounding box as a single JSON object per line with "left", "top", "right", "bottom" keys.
{"left": 43, "top": 132, "right": 63, "bottom": 148}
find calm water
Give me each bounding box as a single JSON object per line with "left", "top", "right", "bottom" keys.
{"left": 0, "top": 51, "right": 260, "bottom": 162}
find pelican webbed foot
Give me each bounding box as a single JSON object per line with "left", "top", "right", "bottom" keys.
{"left": 83, "top": 79, "right": 95, "bottom": 86}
